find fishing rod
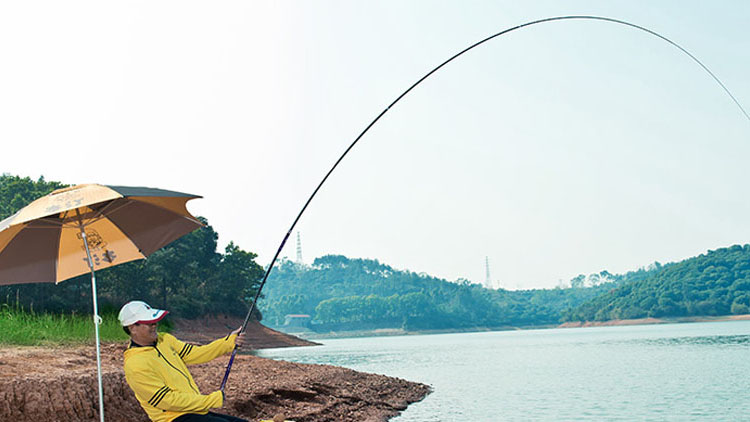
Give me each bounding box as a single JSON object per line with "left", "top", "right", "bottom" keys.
{"left": 219, "top": 15, "right": 750, "bottom": 391}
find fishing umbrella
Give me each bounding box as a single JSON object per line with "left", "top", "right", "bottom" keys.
{"left": 0, "top": 183, "right": 203, "bottom": 422}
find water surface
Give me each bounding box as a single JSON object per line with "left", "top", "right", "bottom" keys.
{"left": 258, "top": 321, "right": 750, "bottom": 421}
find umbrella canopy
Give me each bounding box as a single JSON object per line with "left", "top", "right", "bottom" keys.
{"left": 0, "top": 184, "right": 203, "bottom": 285}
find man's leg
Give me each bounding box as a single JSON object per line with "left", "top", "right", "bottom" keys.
{"left": 173, "top": 412, "right": 248, "bottom": 422}
{"left": 205, "top": 411, "right": 249, "bottom": 422}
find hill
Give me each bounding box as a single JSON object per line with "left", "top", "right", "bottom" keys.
{"left": 562, "top": 244, "right": 750, "bottom": 322}
{"left": 262, "top": 245, "right": 750, "bottom": 331}
{"left": 260, "top": 255, "right": 613, "bottom": 331}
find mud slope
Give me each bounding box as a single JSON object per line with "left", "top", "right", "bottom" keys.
{"left": 171, "top": 316, "right": 318, "bottom": 349}
{"left": 0, "top": 343, "right": 430, "bottom": 422}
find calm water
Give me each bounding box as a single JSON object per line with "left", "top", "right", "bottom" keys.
{"left": 257, "top": 321, "right": 750, "bottom": 421}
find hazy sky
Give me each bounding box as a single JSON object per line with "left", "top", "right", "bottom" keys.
{"left": 2, "top": 1, "right": 749, "bottom": 290}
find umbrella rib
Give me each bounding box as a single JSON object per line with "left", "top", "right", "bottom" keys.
{"left": 103, "top": 199, "right": 195, "bottom": 256}
{"left": 125, "top": 196, "right": 204, "bottom": 226}
{"left": 22, "top": 218, "right": 65, "bottom": 228}
{"left": 86, "top": 199, "right": 134, "bottom": 225}
{"left": 55, "top": 200, "right": 135, "bottom": 229}
{"left": 99, "top": 205, "right": 147, "bottom": 256}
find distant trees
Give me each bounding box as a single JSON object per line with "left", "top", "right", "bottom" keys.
{"left": 0, "top": 174, "right": 65, "bottom": 220}
{"left": 261, "top": 255, "right": 609, "bottom": 331}
{"left": 263, "top": 247, "right": 750, "bottom": 330}
{"left": 562, "top": 245, "right": 750, "bottom": 322}
{"left": 0, "top": 174, "right": 264, "bottom": 319}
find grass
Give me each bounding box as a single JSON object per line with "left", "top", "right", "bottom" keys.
{"left": 0, "top": 302, "right": 132, "bottom": 346}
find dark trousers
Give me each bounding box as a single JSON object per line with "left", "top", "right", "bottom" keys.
{"left": 173, "top": 411, "right": 248, "bottom": 422}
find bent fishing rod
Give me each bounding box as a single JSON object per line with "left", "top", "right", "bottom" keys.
{"left": 219, "top": 15, "right": 750, "bottom": 391}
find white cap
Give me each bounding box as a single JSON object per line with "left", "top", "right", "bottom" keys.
{"left": 118, "top": 301, "right": 168, "bottom": 326}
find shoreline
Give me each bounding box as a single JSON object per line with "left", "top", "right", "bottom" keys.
{"left": 0, "top": 320, "right": 429, "bottom": 421}
{"left": 278, "top": 313, "right": 750, "bottom": 341}
{"left": 558, "top": 313, "right": 750, "bottom": 328}
{"left": 172, "top": 315, "right": 320, "bottom": 349}
{"left": 287, "top": 325, "right": 526, "bottom": 341}
{"left": 0, "top": 337, "right": 430, "bottom": 422}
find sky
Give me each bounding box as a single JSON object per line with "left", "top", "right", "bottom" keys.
{"left": 1, "top": 1, "right": 749, "bottom": 290}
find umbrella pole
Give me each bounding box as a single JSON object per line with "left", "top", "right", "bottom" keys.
{"left": 80, "top": 229, "right": 106, "bottom": 422}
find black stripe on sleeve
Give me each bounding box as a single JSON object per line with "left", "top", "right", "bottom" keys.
{"left": 148, "top": 386, "right": 170, "bottom": 406}
{"left": 180, "top": 344, "right": 193, "bottom": 358}
{"left": 152, "top": 387, "right": 170, "bottom": 406}
{"left": 179, "top": 344, "right": 194, "bottom": 359}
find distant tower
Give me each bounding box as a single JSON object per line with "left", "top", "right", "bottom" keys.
{"left": 296, "top": 232, "right": 303, "bottom": 264}
{"left": 485, "top": 256, "right": 492, "bottom": 289}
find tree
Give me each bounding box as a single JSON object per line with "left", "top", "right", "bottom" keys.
{"left": 0, "top": 174, "right": 66, "bottom": 220}
{"left": 211, "top": 241, "right": 264, "bottom": 317}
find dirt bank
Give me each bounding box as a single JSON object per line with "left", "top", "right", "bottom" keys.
{"left": 559, "top": 314, "right": 750, "bottom": 328}
{"left": 172, "top": 316, "right": 318, "bottom": 349}
{"left": 559, "top": 317, "right": 665, "bottom": 328}
{"left": 0, "top": 342, "right": 430, "bottom": 422}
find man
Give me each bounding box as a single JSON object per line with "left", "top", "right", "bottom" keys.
{"left": 118, "top": 300, "right": 248, "bottom": 422}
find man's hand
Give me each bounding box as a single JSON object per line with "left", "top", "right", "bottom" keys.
{"left": 231, "top": 327, "right": 246, "bottom": 348}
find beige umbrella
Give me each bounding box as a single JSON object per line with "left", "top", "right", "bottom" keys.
{"left": 0, "top": 183, "right": 203, "bottom": 422}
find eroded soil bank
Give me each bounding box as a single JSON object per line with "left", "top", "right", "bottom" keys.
{"left": 172, "top": 316, "right": 319, "bottom": 349}
{"left": 559, "top": 314, "right": 750, "bottom": 328}
{"left": 0, "top": 323, "right": 430, "bottom": 422}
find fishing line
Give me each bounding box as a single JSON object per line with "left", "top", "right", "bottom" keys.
{"left": 220, "top": 15, "right": 750, "bottom": 391}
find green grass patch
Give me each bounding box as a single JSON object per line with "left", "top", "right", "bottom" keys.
{"left": 0, "top": 302, "right": 171, "bottom": 346}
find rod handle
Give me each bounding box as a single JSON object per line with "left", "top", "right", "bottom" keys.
{"left": 220, "top": 347, "right": 238, "bottom": 392}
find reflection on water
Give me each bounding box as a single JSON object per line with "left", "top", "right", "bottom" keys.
{"left": 259, "top": 320, "right": 750, "bottom": 421}
{"left": 636, "top": 334, "right": 750, "bottom": 347}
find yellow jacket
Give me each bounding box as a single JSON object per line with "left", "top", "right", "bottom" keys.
{"left": 123, "top": 332, "right": 237, "bottom": 422}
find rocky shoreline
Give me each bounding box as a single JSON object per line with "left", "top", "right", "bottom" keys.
{"left": 558, "top": 314, "right": 750, "bottom": 328}
{"left": 172, "top": 316, "right": 319, "bottom": 349}
{"left": 0, "top": 321, "right": 431, "bottom": 422}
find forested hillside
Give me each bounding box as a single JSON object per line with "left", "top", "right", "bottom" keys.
{"left": 562, "top": 245, "right": 750, "bottom": 321}
{"left": 260, "top": 255, "right": 613, "bottom": 331}
{"left": 0, "top": 174, "right": 263, "bottom": 319}
{"left": 261, "top": 247, "right": 750, "bottom": 331}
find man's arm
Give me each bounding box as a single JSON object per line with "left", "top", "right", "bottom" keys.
{"left": 165, "top": 332, "right": 238, "bottom": 365}
{"left": 124, "top": 364, "right": 223, "bottom": 412}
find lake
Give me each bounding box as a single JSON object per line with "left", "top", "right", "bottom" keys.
{"left": 257, "top": 321, "right": 750, "bottom": 421}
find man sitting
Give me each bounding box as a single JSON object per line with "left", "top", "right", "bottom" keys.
{"left": 119, "top": 300, "right": 248, "bottom": 422}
